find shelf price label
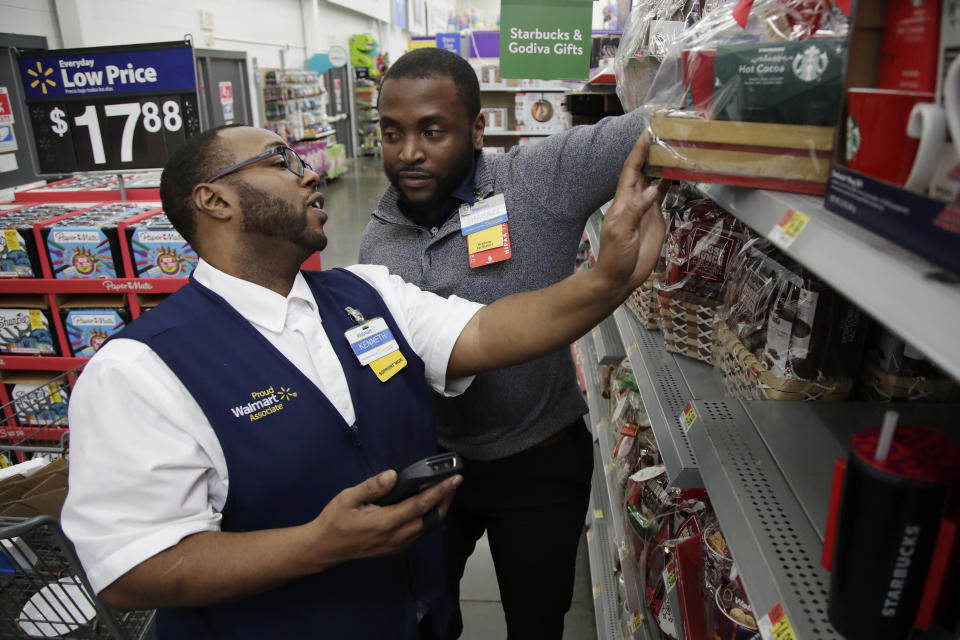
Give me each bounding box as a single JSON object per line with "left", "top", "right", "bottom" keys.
{"left": 683, "top": 401, "right": 698, "bottom": 431}
{"left": 19, "top": 41, "right": 201, "bottom": 174}
{"left": 758, "top": 603, "right": 798, "bottom": 640}
{"left": 767, "top": 209, "right": 810, "bottom": 250}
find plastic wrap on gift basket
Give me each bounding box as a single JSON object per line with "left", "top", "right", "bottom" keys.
{"left": 716, "top": 242, "right": 868, "bottom": 400}
{"left": 614, "top": 0, "right": 707, "bottom": 111}
{"left": 628, "top": 0, "right": 852, "bottom": 194}
{"left": 656, "top": 199, "right": 750, "bottom": 364}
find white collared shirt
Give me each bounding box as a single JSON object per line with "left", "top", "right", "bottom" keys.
{"left": 61, "top": 260, "right": 482, "bottom": 593}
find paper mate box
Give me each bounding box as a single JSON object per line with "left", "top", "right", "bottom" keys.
{"left": 0, "top": 203, "right": 91, "bottom": 278}
{"left": 44, "top": 203, "right": 158, "bottom": 278}
{"left": 126, "top": 214, "right": 197, "bottom": 278}
{"left": 63, "top": 308, "right": 128, "bottom": 357}
{"left": 0, "top": 309, "right": 57, "bottom": 355}
{"left": 10, "top": 381, "right": 69, "bottom": 426}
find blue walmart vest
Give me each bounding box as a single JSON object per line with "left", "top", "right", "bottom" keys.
{"left": 115, "top": 268, "right": 450, "bottom": 639}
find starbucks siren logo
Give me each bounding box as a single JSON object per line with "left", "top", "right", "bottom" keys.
{"left": 793, "top": 45, "right": 829, "bottom": 82}
{"left": 846, "top": 115, "right": 861, "bottom": 162}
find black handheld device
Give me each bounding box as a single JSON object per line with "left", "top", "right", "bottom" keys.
{"left": 373, "top": 452, "right": 463, "bottom": 506}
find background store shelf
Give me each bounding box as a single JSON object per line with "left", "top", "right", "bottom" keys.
{"left": 612, "top": 308, "right": 703, "bottom": 488}
{"left": 0, "top": 356, "right": 86, "bottom": 371}
{"left": 480, "top": 86, "right": 570, "bottom": 92}
{"left": 0, "top": 278, "right": 187, "bottom": 294}
{"left": 697, "top": 183, "right": 960, "bottom": 382}
{"left": 587, "top": 445, "right": 623, "bottom": 640}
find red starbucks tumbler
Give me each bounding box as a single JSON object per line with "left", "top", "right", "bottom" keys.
{"left": 825, "top": 420, "right": 960, "bottom": 640}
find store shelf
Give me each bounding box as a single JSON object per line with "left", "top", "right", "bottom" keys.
{"left": 0, "top": 356, "right": 86, "bottom": 371}
{"left": 483, "top": 131, "right": 551, "bottom": 137}
{"left": 685, "top": 398, "right": 960, "bottom": 640}
{"left": 612, "top": 308, "right": 704, "bottom": 488}
{"left": 592, "top": 316, "right": 626, "bottom": 366}
{"left": 586, "top": 477, "right": 621, "bottom": 640}
{"left": 0, "top": 278, "right": 187, "bottom": 295}
{"left": 480, "top": 86, "right": 571, "bottom": 93}
{"left": 697, "top": 183, "right": 960, "bottom": 383}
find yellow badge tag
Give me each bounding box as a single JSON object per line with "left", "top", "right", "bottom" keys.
{"left": 467, "top": 224, "right": 504, "bottom": 254}
{"left": 370, "top": 350, "right": 407, "bottom": 382}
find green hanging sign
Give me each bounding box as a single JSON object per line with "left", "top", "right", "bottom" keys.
{"left": 499, "top": 0, "right": 592, "bottom": 80}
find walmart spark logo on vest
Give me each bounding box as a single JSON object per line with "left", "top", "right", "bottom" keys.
{"left": 230, "top": 385, "right": 298, "bottom": 422}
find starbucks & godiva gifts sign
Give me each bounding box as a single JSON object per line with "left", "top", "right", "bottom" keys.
{"left": 499, "top": 0, "right": 592, "bottom": 80}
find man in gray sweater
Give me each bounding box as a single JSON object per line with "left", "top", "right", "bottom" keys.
{"left": 359, "top": 47, "right": 649, "bottom": 639}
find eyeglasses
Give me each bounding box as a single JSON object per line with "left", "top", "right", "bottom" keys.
{"left": 204, "top": 145, "right": 312, "bottom": 184}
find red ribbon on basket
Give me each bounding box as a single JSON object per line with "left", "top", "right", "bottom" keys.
{"left": 733, "top": 0, "right": 850, "bottom": 30}
{"left": 732, "top": 0, "right": 753, "bottom": 28}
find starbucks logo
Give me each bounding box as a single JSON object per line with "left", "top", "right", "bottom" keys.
{"left": 792, "top": 45, "right": 829, "bottom": 82}
{"left": 846, "top": 115, "right": 861, "bottom": 161}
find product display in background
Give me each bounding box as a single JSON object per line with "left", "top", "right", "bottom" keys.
{"left": 0, "top": 308, "right": 57, "bottom": 356}
{"left": 626, "top": 0, "right": 851, "bottom": 194}
{"left": 127, "top": 213, "right": 198, "bottom": 278}
{"left": 657, "top": 198, "right": 749, "bottom": 365}
{"left": 1, "top": 203, "right": 90, "bottom": 278}
{"left": 514, "top": 92, "right": 570, "bottom": 133}
{"left": 857, "top": 326, "right": 960, "bottom": 402}
{"left": 44, "top": 203, "right": 160, "bottom": 279}
{"left": 10, "top": 380, "right": 69, "bottom": 427}
{"left": 261, "top": 69, "right": 335, "bottom": 144}
{"left": 63, "top": 308, "right": 129, "bottom": 357}
{"left": 823, "top": 1, "right": 960, "bottom": 276}
{"left": 717, "top": 240, "right": 868, "bottom": 400}
{"left": 481, "top": 107, "right": 509, "bottom": 133}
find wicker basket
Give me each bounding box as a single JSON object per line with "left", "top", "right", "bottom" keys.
{"left": 715, "top": 325, "right": 854, "bottom": 401}
{"left": 625, "top": 276, "right": 661, "bottom": 330}
{"left": 861, "top": 365, "right": 960, "bottom": 402}
{"left": 657, "top": 292, "right": 720, "bottom": 365}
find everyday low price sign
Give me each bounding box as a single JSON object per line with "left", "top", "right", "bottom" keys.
{"left": 500, "top": 0, "right": 592, "bottom": 80}
{"left": 18, "top": 41, "right": 200, "bottom": 174}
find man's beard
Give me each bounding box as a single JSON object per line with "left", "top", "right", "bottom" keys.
{"left": 387, "top": 140, "right": 476, "bottom": 214}
{"left": 234, "top": 181, "right": 327, "bottom": 252}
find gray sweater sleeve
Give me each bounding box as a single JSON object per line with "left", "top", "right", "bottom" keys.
{"left": 499, "top": 107, "right": 649, "bottom": 225}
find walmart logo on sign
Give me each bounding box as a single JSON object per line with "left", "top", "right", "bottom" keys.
{"left": 25, "top": 62, "right": 57, "bottom": 95}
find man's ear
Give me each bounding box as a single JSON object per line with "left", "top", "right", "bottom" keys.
{"left": 472, "top": 113, "right": 485, "bottom": 150}
{"left": 192, "top": 182, "right": 235, "bottom": 222}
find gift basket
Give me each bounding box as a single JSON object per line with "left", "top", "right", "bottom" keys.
{"left": 716, "top": 241, "right": 868, "bottom": 400}
{"left": 656, "top": 199, "right": 750, "bottom": 365}
{"left": 623, "top": 0, "right": 852, "bottom": 194}
{"left": 856, "top": 326, "right": 960, "bottom": 402}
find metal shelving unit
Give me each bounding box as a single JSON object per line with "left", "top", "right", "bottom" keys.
{"left": 578, "top": 335, "right": 654, "bottom": 640}
{"left": 588, "top": 442, "right": 623, "bottom": 640}
{"left": 686, "top": 399, "right": 960, "bottom": 639}
{"left": 698, "top": 183, "right": 960, "bottom": 382}
{"left": 585, "top": 193, "right": 960, "bottom": 639}
{"left": 612, "top": 307, "right": 703, "bottom": 488}
{"left": 592, "top": 315, "right": 625, "bottom": 365}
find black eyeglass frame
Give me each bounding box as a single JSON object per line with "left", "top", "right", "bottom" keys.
{"left": 203, "top": 145, "right": 312, "bottom": 184}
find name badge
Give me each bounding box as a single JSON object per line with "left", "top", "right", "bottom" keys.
{"left": 459, "top": 194, "right": 512, "bottom": 268}
{"left": 344, "top": 317, "right": 407, "bottom": 382}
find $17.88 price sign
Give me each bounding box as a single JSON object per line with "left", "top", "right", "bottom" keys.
{"left": 19, "top": 41, "right": 201, "bottom": 174}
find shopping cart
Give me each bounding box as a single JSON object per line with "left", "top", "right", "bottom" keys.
{"left": 0, "top": 367, "right": 155, "bottom": 639}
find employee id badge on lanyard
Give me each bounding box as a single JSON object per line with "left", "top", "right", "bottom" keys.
{"left": 459, "top": 193, "right": 511, "bottom": 269}
{"left": 343, "top": 307, "right": 407, "bottom": 382}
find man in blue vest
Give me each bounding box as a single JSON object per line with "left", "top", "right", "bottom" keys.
{"left": 61, "top": 124, "right": 665, "bottom": 640}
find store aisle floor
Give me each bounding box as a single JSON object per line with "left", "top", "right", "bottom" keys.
{"left": 320, "top": 157, "right": 598, "bottom": 639}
